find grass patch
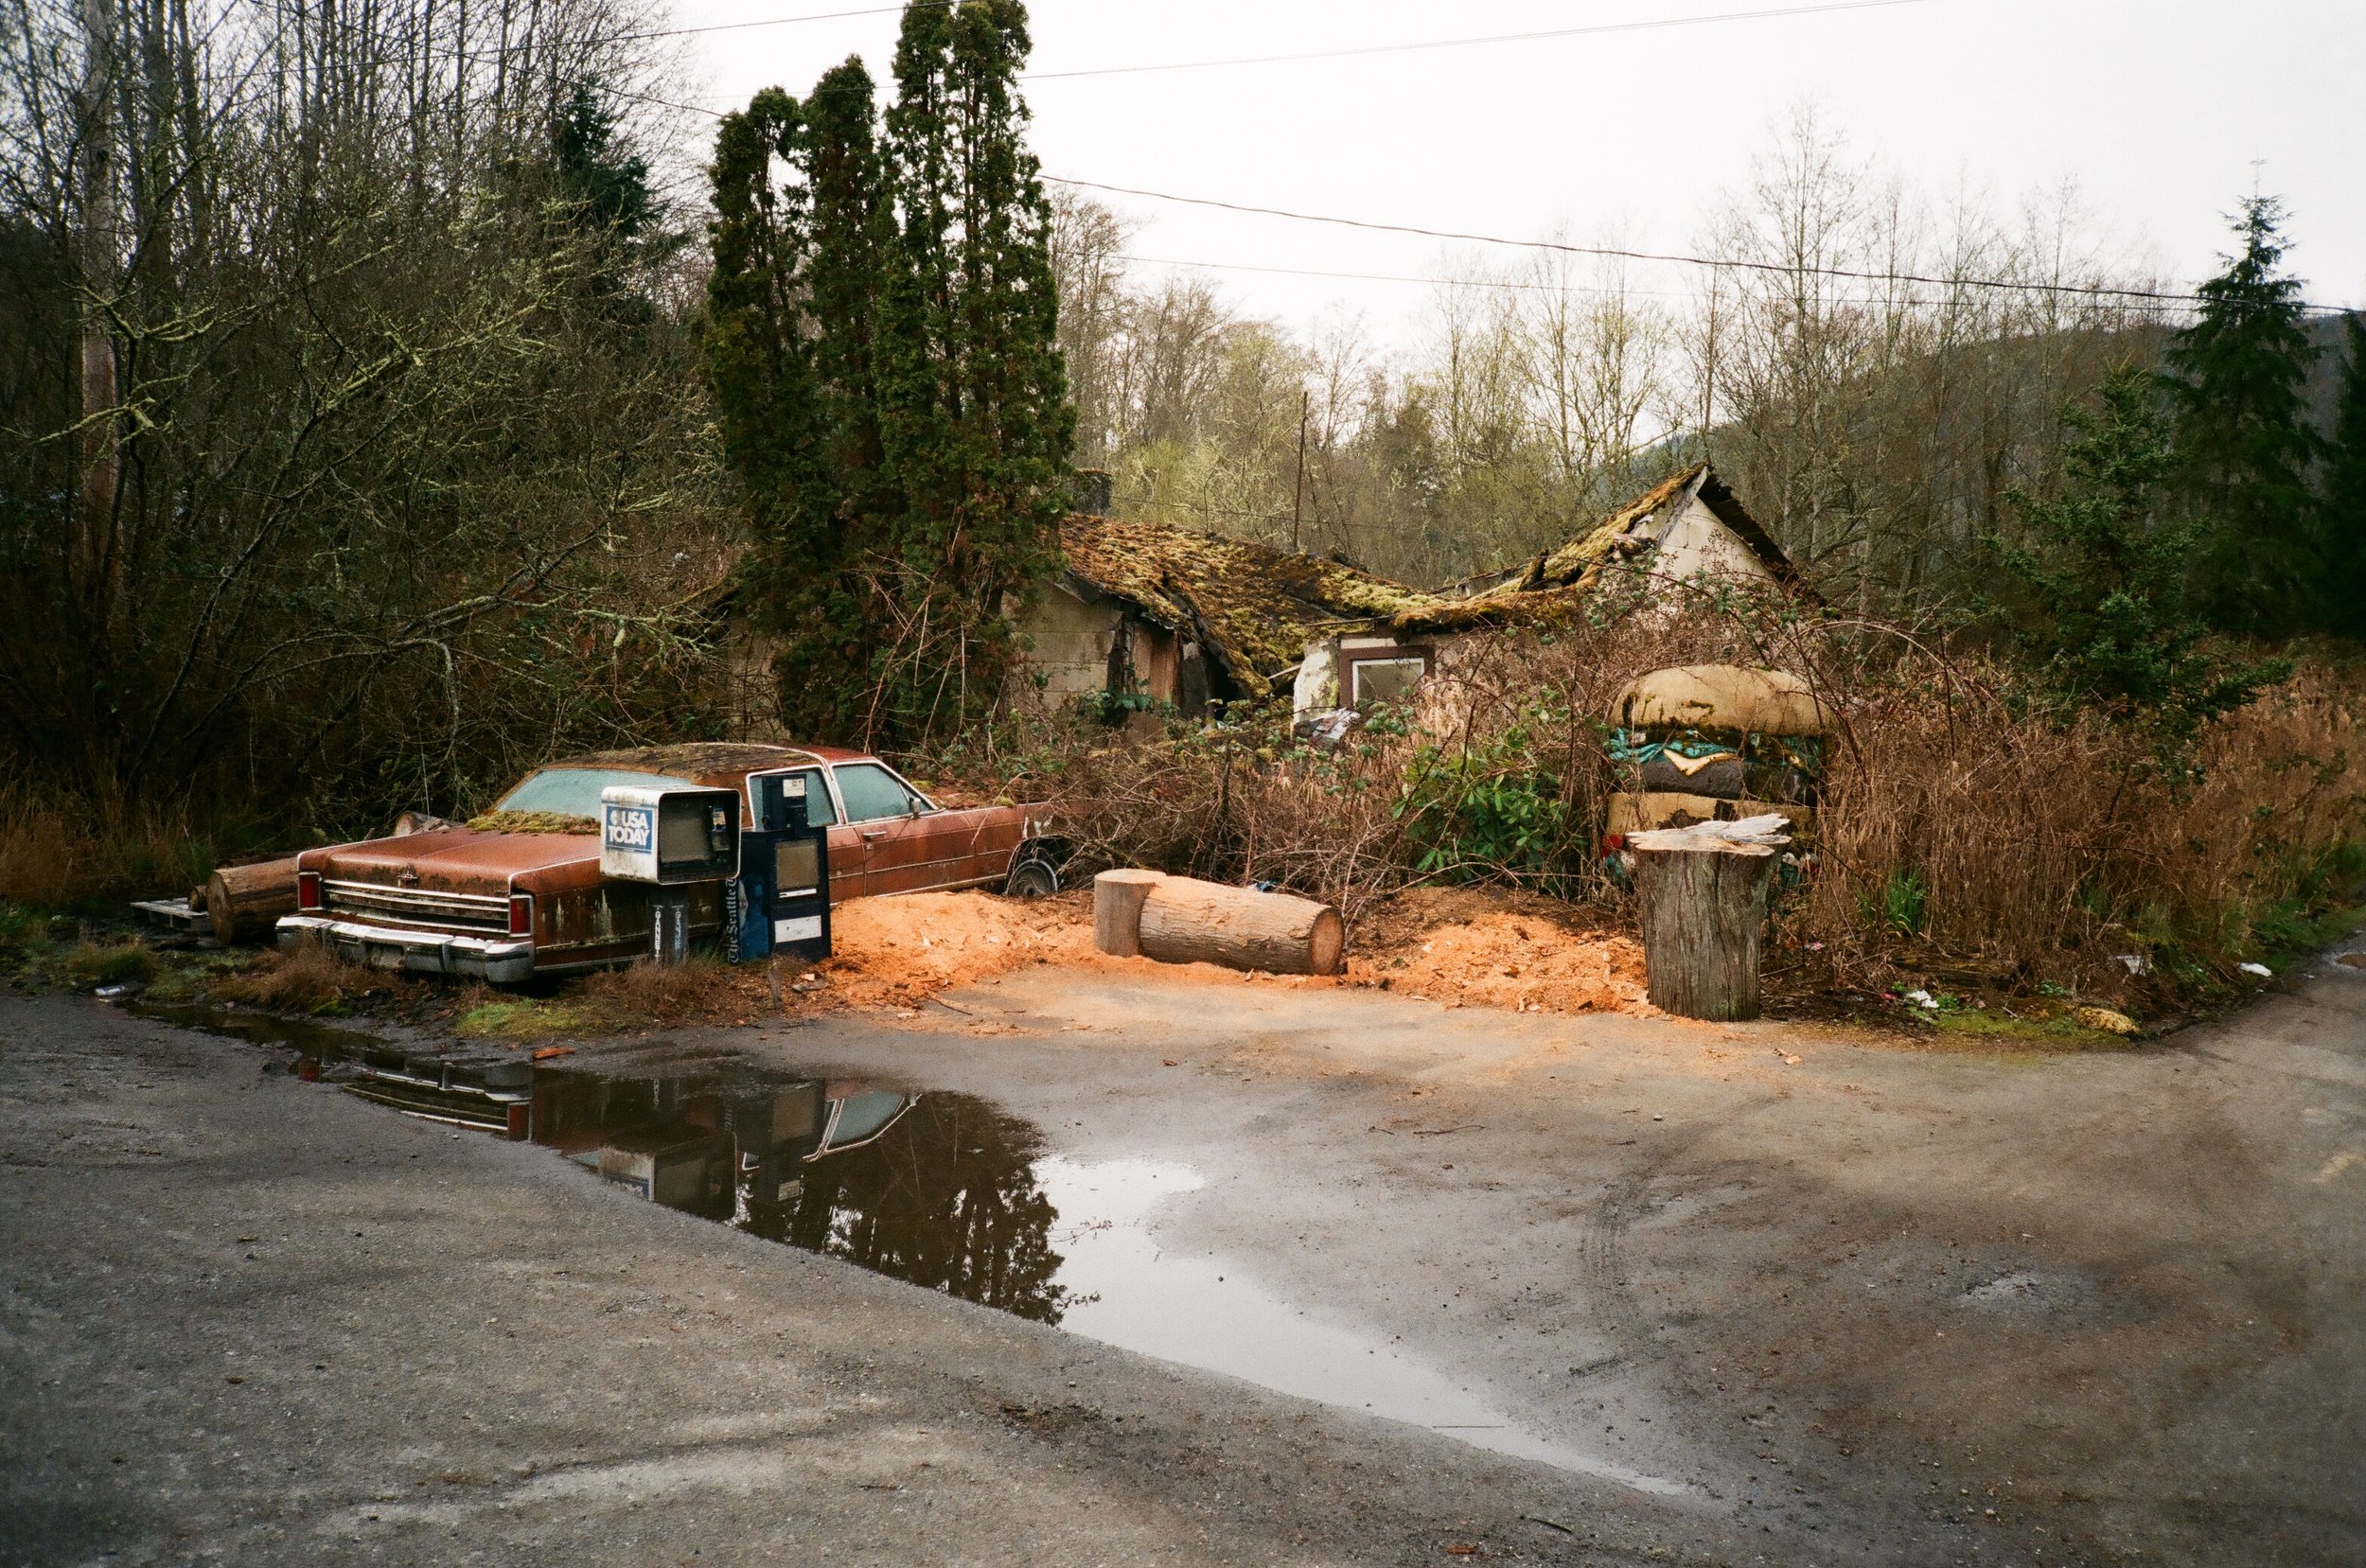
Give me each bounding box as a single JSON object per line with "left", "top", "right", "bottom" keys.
{"left": 216, "top": 940, "right": 400, "bottom": 1015}
{"left": 60, "top": 940, "right": 157, "bottom": 989}
{"left": 1929, "top": 1007, "right": 2131, "bottom": 1048}
{"left": 453, "top": 997, "right": 606, "bottom": 1041}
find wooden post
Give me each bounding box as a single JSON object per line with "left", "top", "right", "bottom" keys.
{"left": 1138, "top": 875, "right": 1344, "bottom": 977}
{"left": 1092, "top": 869, "right": 1164, "bottom": 958}
{"left": 1628, "top": 816, "right": 1789, "bottom": 1021}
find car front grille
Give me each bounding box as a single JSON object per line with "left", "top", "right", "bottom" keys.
{"left": 323, "top": 878, "right": 511, "bottom": 934}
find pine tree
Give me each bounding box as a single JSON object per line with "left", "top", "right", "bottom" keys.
{"left": 2323, "top": 314, "right": 2366, "bottom": 638}
{"left": 2163, "top": 194, "right": 2322, "bottom": 635}
{"left": 1987, "top": 366, "right": 2287, "bottom": 741}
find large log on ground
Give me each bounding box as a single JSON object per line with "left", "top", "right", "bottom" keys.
{"left": 206, "top": 855, "right": 304, "bottom": 944}
{"left": 1137, "top": 876, "right": 1344, "bottom": 977}
{"left": 1092, "top": 869, "right": 1165, "bottom": 958}
{"left": 1630, "top": 816, "right": 1788, "bottom": 1021}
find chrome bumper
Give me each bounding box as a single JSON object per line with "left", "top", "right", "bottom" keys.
{"left": 276, "top": 915, "right": 537, "bottom": 984}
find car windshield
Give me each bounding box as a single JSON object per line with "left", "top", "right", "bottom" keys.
{"left": 495, "top": 767, "right": 688, "bottom": 818}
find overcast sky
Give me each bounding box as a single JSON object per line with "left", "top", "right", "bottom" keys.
{"left": 671, "top": 0, "right": 2364, "bottom": 350}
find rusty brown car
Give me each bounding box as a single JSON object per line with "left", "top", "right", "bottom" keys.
{"left": 277, "top": 744, "right": 1057, "bottom": 982}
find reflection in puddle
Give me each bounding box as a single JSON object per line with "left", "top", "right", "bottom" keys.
{"left": 1038, "top": 1157, "right": 1689, "bottom": 1495}
{"left": 135, "top": 1001, "right": 1683, "bottom": 1492}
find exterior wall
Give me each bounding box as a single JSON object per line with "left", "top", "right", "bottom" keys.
{"left": 1292, "top": 638, "right": 1341, "bottom": 714}
{"left": 1018, "top": 584, "right": 1126, "bottom": 700}
{"left": 1633, "top": 494, "right": 1775, "bottom": 588}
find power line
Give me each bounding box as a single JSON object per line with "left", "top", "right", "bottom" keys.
{"left": 1026, "top": 0, "right": 1938, "bottom": 81}
{"left": 597, "top": 0, "right": 1936, "bottom": 70}
{"left": 1060, "top": 176, "right": 2352, "bottom": 315}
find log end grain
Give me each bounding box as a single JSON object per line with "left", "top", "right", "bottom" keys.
{"left": 1091, "top": 869, "right": 1165, "bottom": 958}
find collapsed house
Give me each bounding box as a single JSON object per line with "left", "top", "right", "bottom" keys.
{"left": 1289, "top": 464, "right": 1804, "bottom": 717}
{"left": 1024, "top": 511, "right": 1438, "bottom": 712}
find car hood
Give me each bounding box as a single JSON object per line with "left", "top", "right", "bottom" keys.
{"left": 315, "top": 827, "right": 598, "bottom": 890}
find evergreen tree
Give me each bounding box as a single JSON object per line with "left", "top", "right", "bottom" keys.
{"left": 2323, "top": 314, "right": 2366, "bottom": 637}
{"left": 707, "top": 67, "right": 901, "bottom": 741}
{"left": 554, "top": 79, "right": 660, "bottom": 242}
{"left": 1987, "top": 366, "right": 2287, "bottom": 742}
{"left": 705, "top": 3, "right": 1071, "bottom": 746}
{"left": 873, "top": 0, "right": 1073, "bottom": 739}
{"left": 2163, "top": 195, "right": 2322, "bottom": 635}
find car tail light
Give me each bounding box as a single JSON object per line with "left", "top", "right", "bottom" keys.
{"left": 296, "top": 871, "right": 323, "bottom": 911}
{"left": 507, "top": 892, "right": 534, "bottom": 938}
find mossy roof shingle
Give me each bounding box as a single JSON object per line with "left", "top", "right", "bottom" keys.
{"left": 1057, "top": 514, "right": 1452, "bottom": 696}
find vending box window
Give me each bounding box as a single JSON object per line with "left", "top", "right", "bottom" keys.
{"left": 599, "top": 785, "right": 741, "bottom": 885}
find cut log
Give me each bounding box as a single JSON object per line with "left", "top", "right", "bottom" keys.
{"left": 206, "top": 855, "right": 304, "bottom": 944}
{"left": 1137, "top": 876, "right": 1344, "bottom": 977}
{"left": 1630, "top": 817, "right": 1789, "bottom": 1021}
{"left": 1092, "top": 869, "right": 1165, "bottom": 957}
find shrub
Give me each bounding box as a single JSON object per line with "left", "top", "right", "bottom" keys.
{"left": 62, "top": 941, "right": 157, "bottom": 989}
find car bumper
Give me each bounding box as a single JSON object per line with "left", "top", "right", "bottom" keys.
{"left": 276, "top": 915, "right": 538, "bottom": 984}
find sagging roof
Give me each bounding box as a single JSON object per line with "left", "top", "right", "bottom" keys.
{"left": 1057, "top": 514, "right": 1450, "bottom": 697}
{"left": 1386, "top": 465, "right": 1806, "bottom": 637}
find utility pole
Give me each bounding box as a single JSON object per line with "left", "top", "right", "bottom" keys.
{"left": 77, "top": 0, "right": 119, "bottom": 612}
{"left": 1290, "top": 390, "right": 1309, "bottom": 553}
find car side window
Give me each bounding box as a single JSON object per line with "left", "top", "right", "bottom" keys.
{"left": 834, "top": 763, "right": 927, "bottom": 823}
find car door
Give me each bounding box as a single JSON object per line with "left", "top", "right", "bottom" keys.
{"left": 829, "top": 762, "right": 990, "bottom": 897}
{"left": 745, "top": 766, "right": 865, "bottom": 906}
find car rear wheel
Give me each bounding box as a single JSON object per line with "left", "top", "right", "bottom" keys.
{"left": 1002, "top": 855, "right": 1060, "bottom": 899}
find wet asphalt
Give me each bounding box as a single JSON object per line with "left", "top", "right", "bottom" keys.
{"left": 5, "top": 949, "right": 2364, "bottom": 1565}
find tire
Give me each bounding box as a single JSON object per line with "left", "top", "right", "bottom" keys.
{"left": 1002, "top": 855, "right": 1060, "bottom": 899}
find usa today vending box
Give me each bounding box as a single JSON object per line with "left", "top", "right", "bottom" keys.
{"left": 599, "top": 784, "right": 741, "bottom": 885}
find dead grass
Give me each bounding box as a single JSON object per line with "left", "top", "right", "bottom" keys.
{"left": 216, "top": 939, "right": 399, "bottom": 1014}
{"left": 578, "top": 957, "right": 744, "bottom": 1027}
{"left": 0, "top": 785, "right": 223, "bottom": 909}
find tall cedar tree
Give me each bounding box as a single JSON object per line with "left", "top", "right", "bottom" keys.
{"left": 2163, "top": 195, "right": 2323, "bottom": 635}
{"left": 1987, "top": 366, "right": 2287, "bottom": 743}
{"left": 2323, "top": 314, "right": 2366, "bottom": 637}
{"left": 706, "top": 3, "right": 1070, "bottom": 747}
{"left": 707, "top": 64, "right": 904, "bottom": 741}
{"left": 873, "top": 0, "right": 1073, "bottom": 740}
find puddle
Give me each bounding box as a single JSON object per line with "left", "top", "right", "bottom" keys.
{"left": 1037, "top": 1156, "right": 1689, "bottom": 1494}
{"left": 131, "top": 1000, "right": 1688, "bottom": 1494}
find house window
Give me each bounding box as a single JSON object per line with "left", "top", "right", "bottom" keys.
{"left": 1349, "top": 653, "right": 1428, "bottom": 709}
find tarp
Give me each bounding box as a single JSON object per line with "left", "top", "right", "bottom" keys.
{"left": 1612, "top": 664, "right": 1832, "bottom": 737}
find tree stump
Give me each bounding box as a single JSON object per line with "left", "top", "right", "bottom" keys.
{"left": 1092, "top": 869, "right": 1165, "bottom": 957}
{"left": 1138, "top": 875, "right": 1344, "bottom": 977}
{"left": 206, "top": 855, "right": 304, "bottom": 944}
{"left": 1629, "top": 816, "right": 1789, "bottom": 1021}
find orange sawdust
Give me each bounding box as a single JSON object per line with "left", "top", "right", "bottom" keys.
{"left": 789, "top": 884, "right": 1653, "bottom": 1021}
{"left": 1343, "top": 911, "right": 1654, "bottom": 1017}
{"left": 813, "top": 890, "right": 1100, "bottom": 1009}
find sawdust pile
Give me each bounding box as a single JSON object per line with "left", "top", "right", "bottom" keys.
{"left": 813, "top": 890, "right": 1098, "bottom": 1009}
{"left": 1339, "top": 886, "right": 1653, "bottom": 1016}
{"left": 1345, "top": 912, "right": 1652, "bottom": 1015}
{"left": 798, "top": 884, "right": 1652, "bottom": 1020}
